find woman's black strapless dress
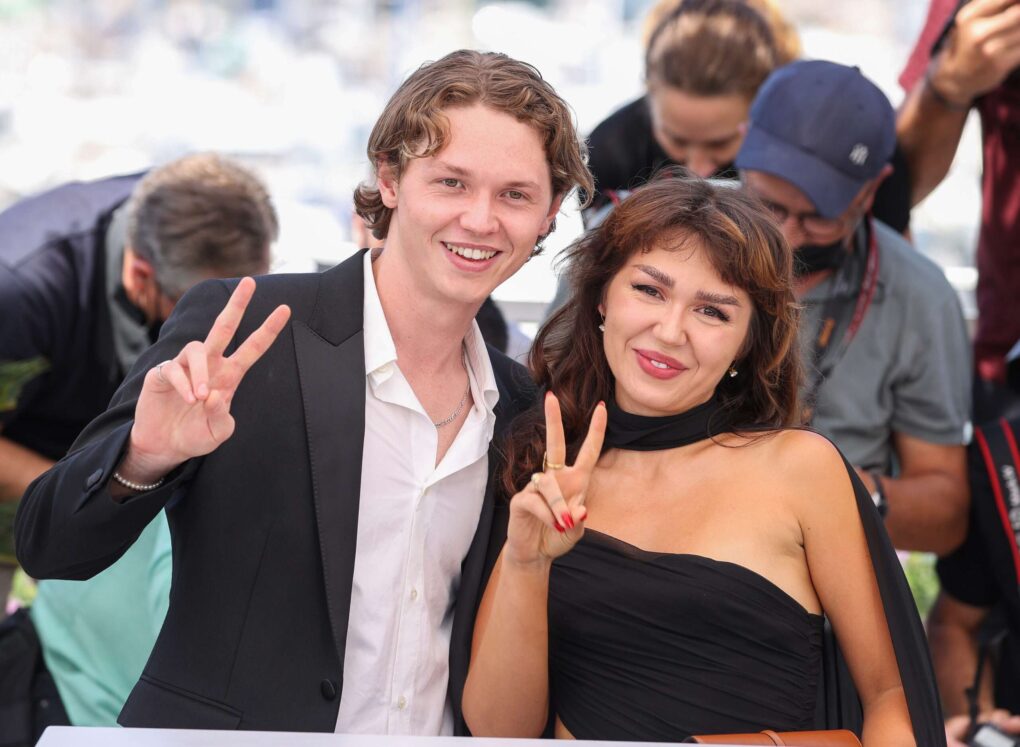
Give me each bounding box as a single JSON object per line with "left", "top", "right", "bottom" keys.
{"left": 549, "top": 530, "right": 823, "bottom": 741}
{"left": 535, "top": 397, "right": 946, "bottom": 745}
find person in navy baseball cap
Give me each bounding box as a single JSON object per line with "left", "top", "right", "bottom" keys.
{"left": 737, "top": 59, "right": 897, "bottom": 219}
{"left": 737, "top": 60, "right": 899, "bottom": 279}
{"left": 737, "top": 58, "right": 974, "bottom": 564}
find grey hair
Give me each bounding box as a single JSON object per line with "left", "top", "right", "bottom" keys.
{"left": 125, "top": 153, "right": 278, "bottom": 299}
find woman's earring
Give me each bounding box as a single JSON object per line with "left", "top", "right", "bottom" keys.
{"left": 598, "top": 323, "right": 605, "bottom": 332}
{"left": 598, "top": 312, "right": 605, "bottom": 332}
{"left": 728, "top": 366, "right": 738, "bottom": 378}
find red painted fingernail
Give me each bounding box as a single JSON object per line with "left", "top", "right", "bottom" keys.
{"left": 579, "top": 507, "right": 588, "bottom": 521}
{"left": 555, "top": 522, "right": 565, "bottom": 533}
{"left": 562, "top": 512, "right": 574, "bottom": 530}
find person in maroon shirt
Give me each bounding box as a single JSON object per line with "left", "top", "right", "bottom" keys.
{"left": 897, "top": 0, "right": 1020, "bottom": 422}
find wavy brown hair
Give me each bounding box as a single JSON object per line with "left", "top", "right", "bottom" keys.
{"left": 502, "top": 170, "right": 802, "bottom": 496}
{"left": 643, "top": 0, "right": 800, "bottom": 67}
{"left": 353, "top": 49, "right": 592, "bottom": 245}
{"left": 644, "top": 0, "right": 790, "bottom": 100}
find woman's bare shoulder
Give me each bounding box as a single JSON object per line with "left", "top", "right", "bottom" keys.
{"left": 721, "top": 428, "right": 854, "bottom": 499}
{"left": 722, "top": 426, "right": 841, "bottom": 459}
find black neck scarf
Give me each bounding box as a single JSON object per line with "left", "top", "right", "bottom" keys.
{"left": 604, "top": 396, "right": 725, "bottom": 452}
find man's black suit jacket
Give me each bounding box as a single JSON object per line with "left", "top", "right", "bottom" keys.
{"left": 16, "top": 250, "right": 534, "bottom": 732}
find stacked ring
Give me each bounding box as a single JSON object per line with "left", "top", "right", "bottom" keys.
{"left": 543, "top": 452, "right": 565, "bottom": 471}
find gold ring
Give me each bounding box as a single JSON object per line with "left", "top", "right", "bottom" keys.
{"left": 531, "top": 472, "right": 543, "bottom": 489}
{"left": 543, "top": 452, "right": 565, "bottom": 471}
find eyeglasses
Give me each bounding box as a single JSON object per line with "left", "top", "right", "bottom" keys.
{"left": 755, "top": 197, "right": 845, "bottom": 238}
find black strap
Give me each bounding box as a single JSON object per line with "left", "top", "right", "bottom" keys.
{"left": 803, "top": 219, "right": 881, "bottom": 423}
{"left": 964, "top": 622, "right": 1009, "bottom": 742}
{"left": 974, "top": 419, "right": 1020, "bottom": 590}
{"left": 965, "top": 419, "right": 1020, "bottom": 738}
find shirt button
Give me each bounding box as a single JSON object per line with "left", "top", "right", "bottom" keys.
{"left": 320, "top": 679, "right": 338, "bottom": 700}
{"left": 410, "top": 588, "right": 418, "bottom": 601}
{"left": 397, "top": 695, "right": 407, "bottom": 710}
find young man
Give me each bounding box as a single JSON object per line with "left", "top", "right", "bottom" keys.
{"left": 15, "top": 50, "right": 591, "bottom": 733}
{"left": 736, "top": 60, "right": 971, "bottom": 556}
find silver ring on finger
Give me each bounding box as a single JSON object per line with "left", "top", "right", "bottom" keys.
{"left": 530, "top": 472, "right": 543, "bottom": 490}
{"left": 155, "top": 360, "right": 172, "bottom": 385}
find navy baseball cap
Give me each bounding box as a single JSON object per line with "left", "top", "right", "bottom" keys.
{"left": 735, "top": 60, "right": 896, "bottom": 219}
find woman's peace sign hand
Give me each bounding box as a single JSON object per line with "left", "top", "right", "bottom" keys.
{"left": 120, "top": 278, "right": 291, "bottom": 484}
{"left": 505, "top": 392, "right": 607, "bottom": 567}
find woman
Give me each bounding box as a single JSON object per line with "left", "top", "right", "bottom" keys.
{"left": 585, "top": 0, "right": 911, "bottom": 234}
{"left": 586, "top": 0, "right": 791, "bottom": 209}
{"left": 463, "top": 174, "right": 943, "bottom": 745}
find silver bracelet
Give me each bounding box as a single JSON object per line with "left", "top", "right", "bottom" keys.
{"left": 111, "top": 470, "right": 165, "bottom": 493}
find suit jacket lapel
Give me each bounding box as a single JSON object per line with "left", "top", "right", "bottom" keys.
{"left": 293, "top": 251, "right": 367, "bottom": 675}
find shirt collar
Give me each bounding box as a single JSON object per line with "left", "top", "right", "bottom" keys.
{"left": 463, "top": 314, "right": 500, "bottom": 420}
{"left": 361, "top": 250, "right": 499, "bottom": 418}
{"left": 362, "top": 250, "right": 399, "bottom": 385}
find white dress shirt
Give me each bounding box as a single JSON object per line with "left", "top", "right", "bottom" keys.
{"left": 335, "top": 251, "right": 498, "bottom": 735}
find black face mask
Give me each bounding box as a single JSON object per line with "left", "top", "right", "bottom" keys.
{"left": 794, "top": 239, "right": 846, "bottom": 277}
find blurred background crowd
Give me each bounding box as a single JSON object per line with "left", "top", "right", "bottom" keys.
{"left": 0, "top": 0, "right": 983, "bottom": 328}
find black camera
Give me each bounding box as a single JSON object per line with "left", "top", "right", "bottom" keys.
{"left": 969, "top": 723, "right": 1020, "bottom": 747}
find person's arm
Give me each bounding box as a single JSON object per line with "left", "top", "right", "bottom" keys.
{"left": 896, "top": 68, "right": 970, "bottom": 207}
{"left": 0, "top": 266, "right": 59, "bottom": 502}
{"left": 0, "top": 428, "right": 54, "bottom": 502}
{"left": 794, "top": 432, "right": 915, "bottom": 746}
{"left": 463, "top": 394, "right": 604, "bottom": 737}
{"left": 857, "top": 435, "right": 968, "bottom": 555}
{"left": 462, "top": 548, "right": 555, "bottom": 737}
{"left": 929, "top": 593, "right": 1020, "bottom": 746}
{"left": 15, "top": 278, "right": 290, "bottom": 579}
{"left": 897, "top": 0, "right": 1020, "bottom": 206}
{"left": 928, "top": 591, "right": 991, "bottom": 716}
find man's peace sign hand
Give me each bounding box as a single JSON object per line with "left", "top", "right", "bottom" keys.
{"left": 119, "top": 278, "right": 291, "bottom": 486}
{"left": 505, "top": 392, "right": 607, "bottom": 566}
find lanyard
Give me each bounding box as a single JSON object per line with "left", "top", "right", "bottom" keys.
{"left": 803, "top": 218, "right": 880, "bottom": 423}
{"left": 974, "top": 418, "right": 1020, "bottom": 591}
